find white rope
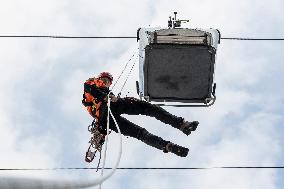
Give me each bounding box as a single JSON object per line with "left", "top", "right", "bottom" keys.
{"left": 99, "top": 93, "right": 111, "bottom": 189}
{"left": 0, "top": 94, "right": 123, "bottom": 189}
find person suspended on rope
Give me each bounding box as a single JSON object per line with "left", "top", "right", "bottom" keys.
{"left": 82, "top": 72, "right": 199, "bottom": 157}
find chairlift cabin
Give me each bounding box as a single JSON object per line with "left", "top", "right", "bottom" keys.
{"left": 136, "top": 13, "right": 220, "bottom": 107}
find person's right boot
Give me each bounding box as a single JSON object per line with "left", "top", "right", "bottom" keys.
{"left": 137, "top": 128, "right": 188, "bottom": 157}
{"left": 163, "top": 142, "right": 189, "bottom": 157}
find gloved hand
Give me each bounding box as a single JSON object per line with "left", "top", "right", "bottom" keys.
{"left": 109, "top": 94, "right": 118, "bottom": 102}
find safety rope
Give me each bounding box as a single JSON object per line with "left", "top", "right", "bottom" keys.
{"left": 84, "top": 50, "right": 139, "bottom": 188}
{"left": 0, "top": 103, "right": 122, "bottom": 189}
{"left": 80, "top": 92, "right": 122, "bottom": 189}
{"left": 99, "top": 93, "right": 111, "bottom": 189}
{"left": 117, "top": 54, "right": 139, "bottom": 97}
{"left": 96, "top": 151, "right": 102, "bottom": 172}
{"left": 111, "top": 50, "right": 138, "bottom": 91}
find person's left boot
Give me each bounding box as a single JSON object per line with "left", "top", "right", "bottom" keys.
{"left": 163, "top": 142, "right": 189, "bottom": 157}
{"left": 180, "top": 120, "right": 199, "bottom": 136}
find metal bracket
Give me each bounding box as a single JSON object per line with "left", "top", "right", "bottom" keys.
{"left": 137, "top": 28, "right": 141, "bottom": 42}
{"left": 144, "top": 96, "right": 150, "bottom": 102}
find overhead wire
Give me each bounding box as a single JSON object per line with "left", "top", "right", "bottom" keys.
{"left": 1, "top": 167, "right": 284, "bottom": 171}
{"left": 0, "top": 35, "right": 284, "bottom": 40}
{"left": 0, "top": 35, "right": 137, "bottom": 39}
{"left": 221, "top": 37, "right": 284, "bottom": 40}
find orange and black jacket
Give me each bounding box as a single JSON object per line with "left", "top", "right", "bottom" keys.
{"left": 82, "top": 78, "right": 110, "bottom": 120}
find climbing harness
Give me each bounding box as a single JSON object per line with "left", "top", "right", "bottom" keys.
{"left": 85, "top": 119, "right": 107, "bottom": 171}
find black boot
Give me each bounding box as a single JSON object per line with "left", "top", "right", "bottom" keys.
{"left": 137, "top": 128, "right": 189, "bottom": 157}
{"left": 163, "top": 142, "right": 189, "bottom": 157}
{"left": 180, "top": 121, "right": 199, "bottom": 136}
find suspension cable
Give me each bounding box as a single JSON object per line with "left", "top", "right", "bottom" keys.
{"left": 1, "top": 166, "right": 283, "bottom": 171}
{"left": 1, "top": 35, "right": 284, "bottom": 40}
{"left": 0, "top": 35, "right": 137, "bottom": 39}
{"left": 111, "top": 50, "right": 138, "bottom": 91}
{"left": 221, "top": 37, "right": 284, "bottom": 40}
{"left": 117, "top": 54, "right": 139, "bottom": 96}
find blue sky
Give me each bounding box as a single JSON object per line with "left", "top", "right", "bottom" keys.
{"left": 0, "top": 0, "right": 284, "bottom": 188}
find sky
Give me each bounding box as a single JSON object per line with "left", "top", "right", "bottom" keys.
{"left": 0, "top": 0, "right": 284, "bottom": 188}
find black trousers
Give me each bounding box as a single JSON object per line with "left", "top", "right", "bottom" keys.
{"left": 99, "top": 97, "right": 183, "bottom": 150}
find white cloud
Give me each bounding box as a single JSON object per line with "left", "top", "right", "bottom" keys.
{"left": 0, "top": 111, "right": 59, "bottom": 179}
